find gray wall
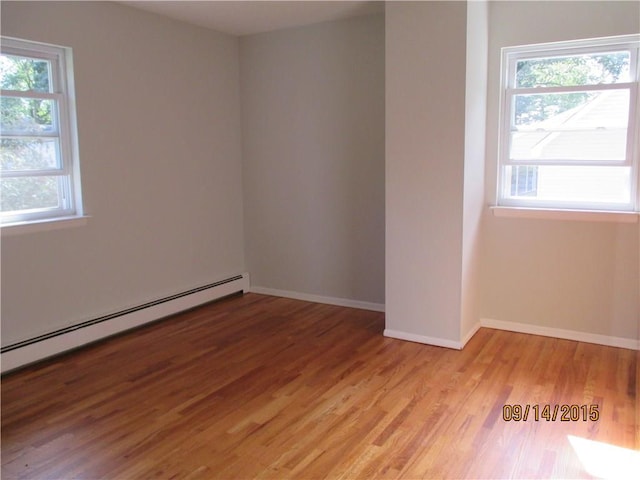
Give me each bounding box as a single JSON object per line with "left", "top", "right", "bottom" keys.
{"left": 240, "top": 14, "right": 385, "bottom": 304}
{"left": 385, "top": 1, "right": 468, "bottom": 343}
{"left": 1, "top": 1, "right": 245, "bottom": 346}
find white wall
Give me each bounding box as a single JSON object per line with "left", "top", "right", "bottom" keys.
{"left": 385, "top": 1, "right": 468, "bottom": 345}
{"left": 240, "top": 14, "right": 385, "bottom": 305}
{"left": 481, "top": 1, "right": 640, "bottom": 341}
{"left": 1, "top": 2, "right": 245, "bottom": 346}
{"left": 461, "top": 0, "right": 488, "bottom": 341}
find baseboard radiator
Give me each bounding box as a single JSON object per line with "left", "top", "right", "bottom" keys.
{"left": 1, "top": 273, "right": 249, "bottom": 374}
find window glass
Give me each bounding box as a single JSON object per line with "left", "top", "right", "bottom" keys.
{"left": 0, "top": 55, "right": 51, "bottom": 92}
{"left": 1, "top": 138, "right": 60, "bottom": 171}
{"left": 1, "top": 176, "right": 61, "bottom": 212}
{"left": 515, "top": 51, "right": 630, "bottom": 88}
{"left": 505, "top": 165, "right": 631, "bottom": 205}
{"left": 1, "top": 97, "right": 57, "bottom": 134}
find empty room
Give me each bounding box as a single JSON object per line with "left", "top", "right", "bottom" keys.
{"left": 1, "top": 1, "right": 638, "bottom": 478}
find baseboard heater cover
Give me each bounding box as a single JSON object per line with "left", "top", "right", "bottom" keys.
{"left": 1, "top": 273, "right": 249, "bottom": 373}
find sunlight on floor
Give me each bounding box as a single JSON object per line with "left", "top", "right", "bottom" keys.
{"left": 568, "top": 435, "right": 640, "bottom": 480}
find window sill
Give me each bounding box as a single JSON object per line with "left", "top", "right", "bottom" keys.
{"left": 1, "top": 215, "right": 90, "bottom": 236}
{"left": 491, "top": 206, "right": 638, "bottom": 223}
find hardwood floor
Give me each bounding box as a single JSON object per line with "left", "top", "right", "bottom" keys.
{"left": 1, "top": 293, "right": 638, "bottom": 479}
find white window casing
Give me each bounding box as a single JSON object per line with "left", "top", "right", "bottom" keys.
{"left": 497, "top": 35, "right": 640, "bottom": 214}
{"left": 1, "top": 37, "right": 83, "bottom": 227}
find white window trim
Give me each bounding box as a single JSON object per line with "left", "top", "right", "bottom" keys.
{"left": 495, "top": 34, "right": 640, "bottom": 218}
{"left": 491, "top": 206, "right": 638, "bottom": 223}
{"left": 1, "top": 36, "right": 84, "bottom": 228}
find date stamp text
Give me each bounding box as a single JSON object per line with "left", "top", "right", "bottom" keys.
{"left": 502, "top": 404, "right": 600, "bottom": 422}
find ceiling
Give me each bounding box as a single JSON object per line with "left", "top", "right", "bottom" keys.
{"left": 120, "top": 1, "right": 385, "bottom": 36}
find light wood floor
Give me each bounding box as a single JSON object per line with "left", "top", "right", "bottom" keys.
{"left": 2, "top": 293, "right": 638, "bottom": 479}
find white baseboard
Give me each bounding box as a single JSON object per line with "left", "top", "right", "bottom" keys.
{"left": 248, "top": 286, "right": 385, "bottom": 312}
{"left": 383, "top": 329, "right": 463, "bottom": 350}
{"left": 480, "top": 318, "right": 639, "bottom": 351}
{"left": 461, "top": 322, "right": 481, "bottom": 348}
{"left": 1, "top": 273, "right": 250, "bottom": 373}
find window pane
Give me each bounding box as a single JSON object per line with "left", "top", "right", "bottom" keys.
{"left": 514, "top": 90, "right": 629, "bottom": 128}
{"left": 1, "top": 137, "right": 60, "bottom": 171}
{"left": 0, "top": 175, "right": 61, "bottom": 212}
{"left": 1, "top": 96, "right": 56, "bottom": 134}
{"left": 0, "top": 54, "right": 51, "bottom": 92}
{"left": 515, "top": 51, "right": 630, "bottom": 87}
{"left": 510, "top": 129, "right": 627, "bottom": 161}
{"left": 506, "top": 165, "right": 631, "bottom": 205}
{"left": 510, "top": 165, "right": 539, "bottom": 196}
{"left": 511, "top": 89, "right": 629, "bottom": 161}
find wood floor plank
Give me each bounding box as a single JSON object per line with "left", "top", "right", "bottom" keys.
{"left": 1, "top": 293, "right": 638, "bottom": 479}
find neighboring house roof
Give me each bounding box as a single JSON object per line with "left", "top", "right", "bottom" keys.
{"left": 511, "top": 88, "right": 629, "bottom": 161}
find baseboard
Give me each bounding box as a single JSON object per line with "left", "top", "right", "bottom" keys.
{"left": 383, "top": 329, "right": 463, "bottom": 350}
{"left": 382, "top": 322, "right": 481, "bottom": 350}
{"left": 480, "top": 318, "right": 639, "bottom": 351}
{"left": 248, "top": 286, "right": 385, "bottom": 312}
{"left": 461, "top": 322, "right": 481, "bottom": 348}
{"left": 1, "top": 273, "right": 250, "bottom": 373}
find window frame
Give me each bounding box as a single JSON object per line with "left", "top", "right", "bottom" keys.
{"left": 1, "top": 36, "right": 83, "bottom": 226}
{"left": 497, "top": 34, "right": 640, "bottom": 213}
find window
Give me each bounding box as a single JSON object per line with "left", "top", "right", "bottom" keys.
{"left": 497, "top": 35, "right": 639, "bottom": 212}
{"left": 1, "top": 37, "right": 82, "bottom": 226}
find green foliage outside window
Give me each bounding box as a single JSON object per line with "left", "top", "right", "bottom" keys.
{"left": 514, "top": 52, "right": 629, "bottom": 125}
